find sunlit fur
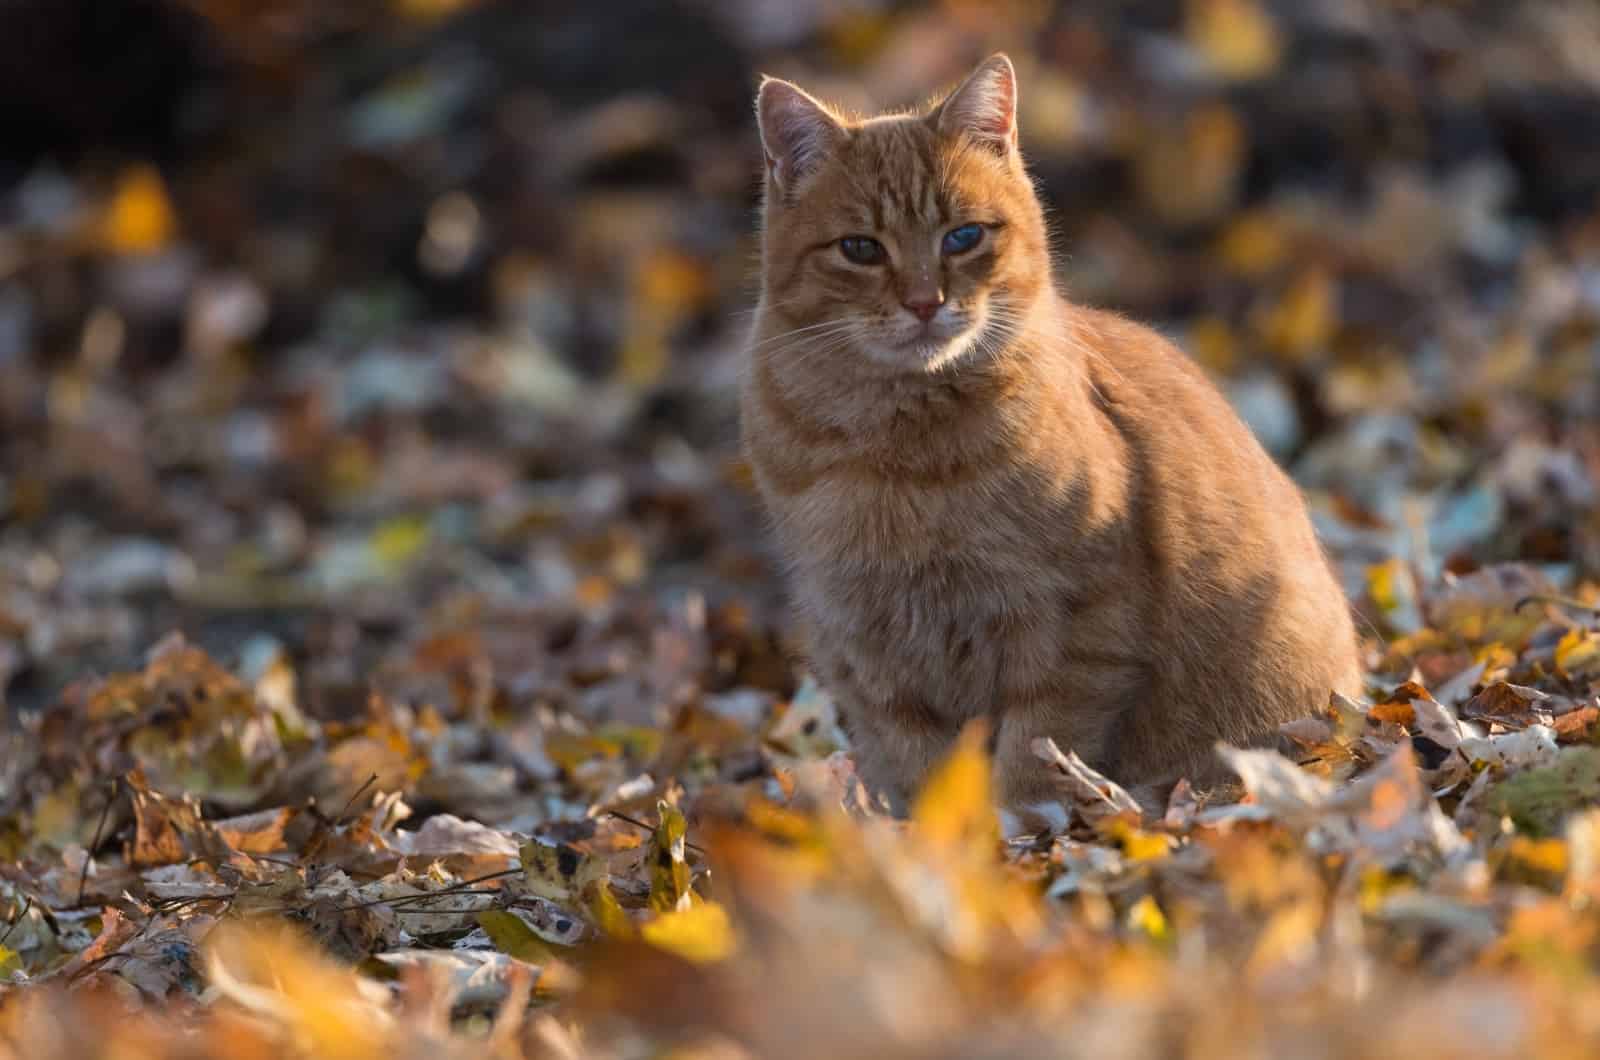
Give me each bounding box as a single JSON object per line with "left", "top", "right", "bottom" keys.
{"left": 743, "top": 56, "right": 1362, "bottom": 818}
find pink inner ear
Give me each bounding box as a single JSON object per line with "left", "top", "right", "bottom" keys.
{"left": 941, "top": 61, "right": 1017, "bottom": 146}
{"left": 984, "top": 76, "right": 1016, "bottom": 136}
{"left": 970, "top": 68, "right": 1015, "bottom": 138}
{"left": 977, "top": 111, "right": 1011, "bottom": 138}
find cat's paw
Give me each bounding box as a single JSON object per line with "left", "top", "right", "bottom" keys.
{"left": 997, "top": 798, "right": 1071, "bottom": 839}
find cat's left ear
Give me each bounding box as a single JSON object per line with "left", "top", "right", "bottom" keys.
{"left": 933, "top": 53, "right": 1018, "bottom": 156}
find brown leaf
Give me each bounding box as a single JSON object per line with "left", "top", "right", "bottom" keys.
{"left": 1554, "top": 706, "right": 1600, "bottom": 744}
{"left": 1462, "top": 682, "right": 1551, "bottom": 721}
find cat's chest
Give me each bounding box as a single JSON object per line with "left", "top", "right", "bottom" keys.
{"left": 786, "top": 499, "right": 1067, "bottom": 713}
{"left": 774, "top": 462, "right": 1041, "bottom": 561}
{"left": 779, "top": 475, "right": 1058, "bottom": 627}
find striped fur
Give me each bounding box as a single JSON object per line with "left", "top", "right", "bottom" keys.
{"left": 744, "top": 56, "right": 1361, "bottom": 817}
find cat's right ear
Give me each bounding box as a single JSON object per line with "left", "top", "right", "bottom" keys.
{"left": 933, "top": 54, "right": 1018, "bottom": 157}
{"left": 756, "top": 78, "right": 844, "bottom": 197}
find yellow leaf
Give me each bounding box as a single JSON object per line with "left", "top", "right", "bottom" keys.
{"left": 1125, "top": 895, "right": 1170, "bottom": 943}
{"left": 1112, "top": 822, "right": 1174, "bottom": 863}
{"left": 1186, "top": 0, "right": 1283, "bottom": 81}
{"left": 544, "top": 731, "right": 620, "bottom": 771}
{"left": 617, "top": 330, "right": 669, "bottom": 389}
{"left": 1507, "top": 836, "right": 1569, "bottom": 877}
{"left": 637, "top": 250, "right": 710, "bottom": 314}
{"left": 1357, "top": 866, "right": 1412, "bottom": 913}
{"left": 1494, "top": 901, "right": 1591, "bottom": 980}
{"left": 1021, "top": 71, "right": 1090, "bottom": 152}
{"left": 1476, "top": 642, "right": 1517, "bottom": 684}
{"left": 596, "top": 722, "right": 663, "bottom": 760}
{"left": 101, "top": 164, "right": 177, "bottom": 254}
{"left": 1556, "top": 628, "right": 1600, "bottom": 679}
{"left": 573, "top": 573, "right": 615, "bottom": 612}
{"left": 744, "top": 797, "right": 821, "bottom": 844}
{"left": 617, "top": 249, "right": 711, "bottom": 388}
{"left": 0, "top": 944, "right": 20, "bottom": 976}
{"left": 608, "top": 533, "right": 647, "bottom": 584}
{"left": 1259, "top": 267, "right": 1336, "bottom": 362}
{"left": 204, "top": 922, "right": 388, "bottom": 1060}
{"left": 1218, "top": 211, "right": 1289, "bottom": 276}
{"left": 520, "top": 840, "right": 603, "bottom": 903}
{"left": 29, "top": 780, "right": 86, "bottom": 847}
{"left": 1483, "top": 330, "right": 1536, "bottom": 390}
{"left": 1136, "top": 104, "right": 1245, "bottom": 227}
{"left": 370, "top": 515, "right": 430, "bottom": 570}
{"left": 824, "top": 10, "right": 892, "bottom": 64}
{"left": 1565, "top": 809, "right": 1600, "bottom": 903}
{"left": 1188, "top": 316, "right": 1237, "bottom": 375}
{"left": 1366, "top": 558, "right": 1422, "bottom": 634}
{"left": 393, "top": 0, "right": 476, "bottom": 20}
{"left": 1247, "top": 901, "right": 1321, "bottom": 976}
{"left": 326, "top": 437, "right": 376, "bottom": 495}
{"left": 912, "top": 721, "right": 996, "bottom": 849}
{"left": 650, "top": 800, "right": 692, "bottom": 914}
{"left": 639, "top": 900, "right": 736, "bottom": 964}
{"left": 584, "top": 877, "right": 636, "bottom": 939}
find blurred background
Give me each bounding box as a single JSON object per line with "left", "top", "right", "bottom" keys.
{"left": 1, "top": 0, "right": 1598, "bottom": 718}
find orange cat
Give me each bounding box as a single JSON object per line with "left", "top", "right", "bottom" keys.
{"left": 743, "top": 55, "right": 1361, "bottom": 828}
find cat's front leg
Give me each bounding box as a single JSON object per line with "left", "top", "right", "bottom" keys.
{"left": 991, "top": 705, "right": 1097, "bottom": 836}
{"left": 826, "top": 674, "right": 959, "bottom": 816}
{"left": 990, "top": 674, "right": 1137, "bottom": 835}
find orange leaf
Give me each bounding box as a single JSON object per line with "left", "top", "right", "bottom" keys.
{"left": 101, "top": 164, "right": 177, "bottom": 254}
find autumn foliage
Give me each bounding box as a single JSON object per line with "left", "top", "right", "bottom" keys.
{"left": 3, "top": 0, "right": 1600, "bottom": 1057}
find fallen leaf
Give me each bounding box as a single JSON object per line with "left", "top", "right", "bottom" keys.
{"left": 638, "top": 900, "right": 736, "bottom": 965}
{"left": 100, "top": 165, "right": 177, "bottom": 254}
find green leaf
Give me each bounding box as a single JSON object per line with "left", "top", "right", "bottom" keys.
{"left": 476, "top": 910, "right": 557, "bottom": 964}
{"left": 1486, "top": 748, "right": 1600, "bottom": 836}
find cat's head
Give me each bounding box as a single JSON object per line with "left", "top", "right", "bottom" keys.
{"left": 755, "top": 54, "right": 1050, "bottom": 374}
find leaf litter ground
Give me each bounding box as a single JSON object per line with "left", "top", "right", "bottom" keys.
{"left": 3, "top": 1, "right": 1600, "bottom": 1057}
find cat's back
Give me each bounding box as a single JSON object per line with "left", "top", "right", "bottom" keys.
{"left": 1068, "top": 307, "right": 1307, "bottom": 518}
{"left": 1063, "top": 306, "right": 1362, "bottom": 707}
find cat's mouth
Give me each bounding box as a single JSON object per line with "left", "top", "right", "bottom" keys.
{"left": 875, "top": 317, "right": 980, "bottom": 370}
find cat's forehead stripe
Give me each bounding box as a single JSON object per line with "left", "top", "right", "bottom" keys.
{"left": 846, "top": 120, "right": 955, "bottom": 230}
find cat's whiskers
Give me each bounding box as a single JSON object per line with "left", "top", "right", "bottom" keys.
{"left": 751, "top": 318, "right": 859, "bottom": 351}
{"left": 761, "top": 323, "right": 866, "bottom": 370}
{"left": 733, "top": 293, "right": 814, "bottom": 320}
{"left": 786, "top": 335, "right": 867, "bottom": 372}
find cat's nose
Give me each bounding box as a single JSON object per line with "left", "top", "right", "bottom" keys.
{"left": 902, "top": 295, "right": 944, "bottom": 322}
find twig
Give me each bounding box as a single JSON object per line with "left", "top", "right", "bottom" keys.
{"left": 331, "top": 867, "right": 523, "bottom": 912}
{"left": 66, "top": 950, "right": 132, "bottom": 983}
{"left": 146, "top": 893, "right": 233, "bottom": 916}
{"left": 77, "top": 779, "right": 119, "bottom": 907}
{"left": 378, "top": 887, "right": 503, "bottom": 905}
{"left": 1516, "top": 594, "right": 1600, "bottom": 616}
{"left": 607, "top": 810, "right": 707, "bottom": 856}
{"left": 334, "top": 773, "right": 381, "bottom": 825}
{"left": 389, "top": 902, "right": 500, "bottom": 914}
{"left": 0, "top": 897, "right": 31, "bottom": 946}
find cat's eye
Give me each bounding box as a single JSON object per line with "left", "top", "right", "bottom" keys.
{"left": 839, "top": 236, "right": 887, "bottom": 265}
{"left": 942, "top": 223, "right": 984, "bottom": 255}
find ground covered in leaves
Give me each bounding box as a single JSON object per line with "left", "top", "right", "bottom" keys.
{"left": 3, "top": 1, "right": 1600, "bottom": 1057}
